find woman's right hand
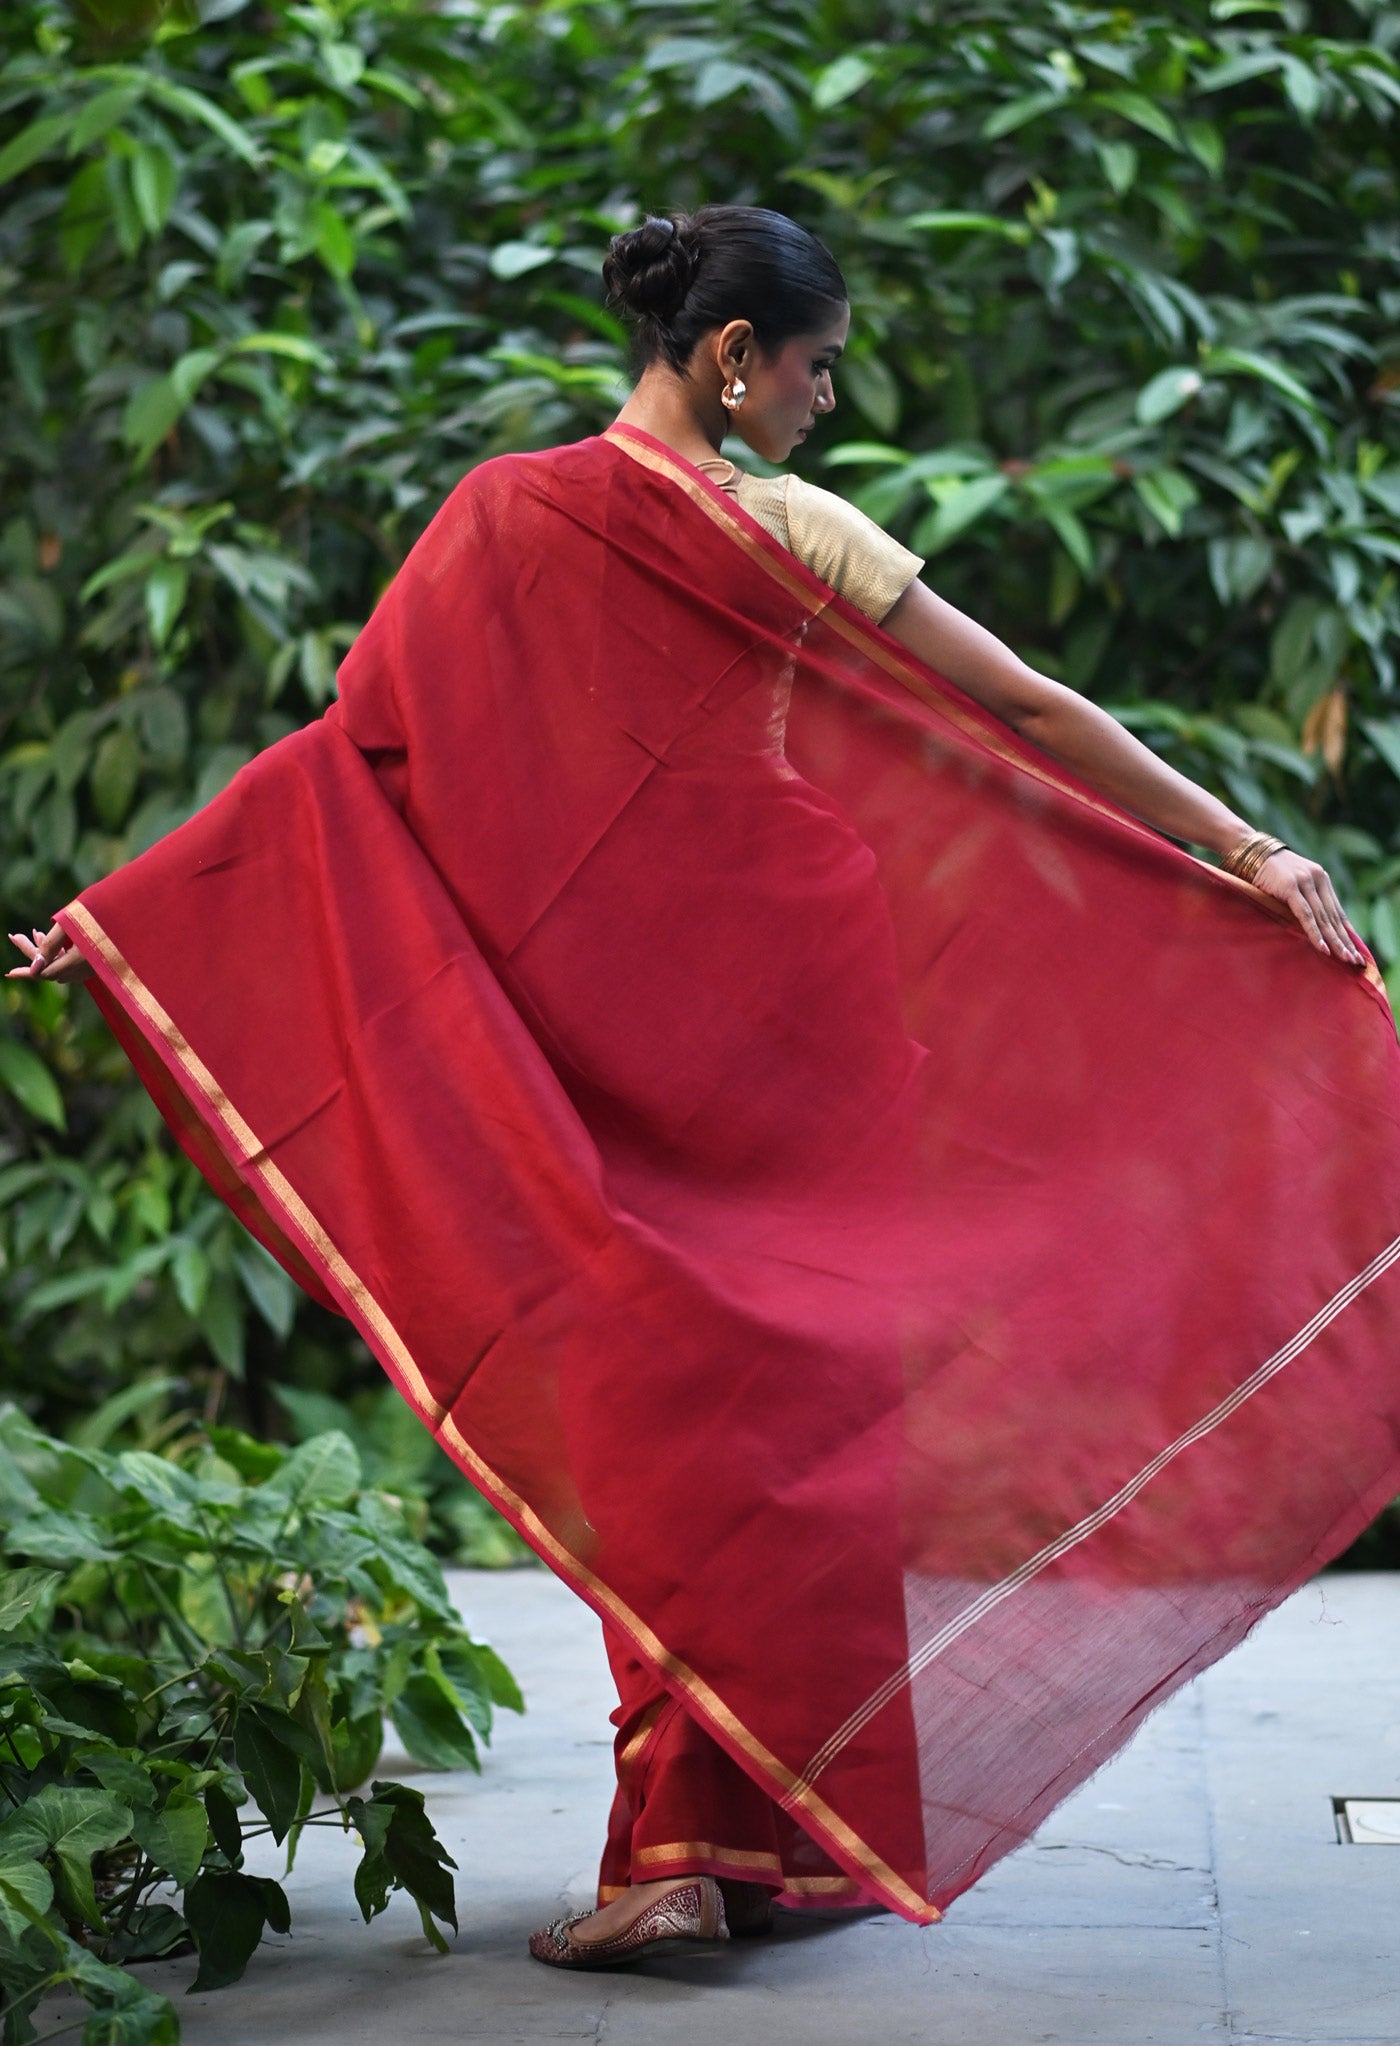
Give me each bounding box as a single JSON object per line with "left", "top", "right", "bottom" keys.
{"left": 7, "top": 925, "right": 93, "bottom": 984}
{"left": 1248, "top": 849, "right": 1363, "bottom": 966}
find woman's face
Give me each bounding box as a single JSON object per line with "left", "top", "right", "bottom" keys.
{"left": 714, "top": 304, "right": 851, "bottom": 463}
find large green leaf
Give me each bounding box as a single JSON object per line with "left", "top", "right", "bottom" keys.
{"left": 0, "top": 1785, "right": 133, "bottom": 1929}
{"left": 1361, "top": 719, "right": 1400, "bottom": 786}
{"left": 347, "top": 1781, "right": 457, "bottom": 1951}
{"left": 0, "top": 112, "right": 72, "bottom": 184}
{"left": 262, "top": 1430, "right": 361, "bottom": 1509}
{"left": 1201, "top": 346, "right": 1322, "bottom": 415}
{"left": 233, "top": 1709, "right": 305, "bottom": 1844}
{"left": 389, "top": 1671, "right": 480, "bottom": 1773}
{"left": 140, "top": 74, "right": 262, "bottom": 166}
{"left": 812, "top": 53, "right": 874, "bottom": 110}
{"left": 182, "top": 1868, "right": 271, "bottom": 1991}
{"left": 0, "top": 1565, "right": 62, "bottom": 1632}
{"left": 1136, "top": 365, "right": 1204, "bottom": 425}
{"left": 55, "top": 1933, "right": 179, "bottom": 2045}
{"left": 0, "top": 1854, "right": 54, "bottom": 1940}
{"left": 121, "top": 375, "right": 185, "bottom": 465}
{"left": 203, "top": 1780, "right": 244, "bottom": 1865}
{"left": 914, "top": 474, "right": 1011, "bottom": 554}
{"left": 131, "top": 1793, "right": 208, "bottom": 1887}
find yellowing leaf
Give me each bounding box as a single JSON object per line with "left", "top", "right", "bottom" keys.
{"left": 1300, "top": 686, "right": 1347, "bottom": 779}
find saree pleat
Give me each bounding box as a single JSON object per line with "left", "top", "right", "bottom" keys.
{"left": 58, "top": 421, "right": 1400, "bottom": 1923}
{"left": 597, "top": 1621, "right": 867, "bottom": 1910}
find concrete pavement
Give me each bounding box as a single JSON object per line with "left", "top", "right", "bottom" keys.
{"left": 137, "top": 1569, "right": 1399, "bottom": 2044}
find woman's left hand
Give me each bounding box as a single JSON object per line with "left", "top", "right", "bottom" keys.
{"left": 7, "top": 925, "right": 92, "bottom": 984}
{"left": 1250, "top": 851, "right": 1364, "bottom": 967}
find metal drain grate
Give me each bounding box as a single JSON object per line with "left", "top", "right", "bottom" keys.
{"left": 1333, "top": 1797, "right": 1400, "bottom": 1844}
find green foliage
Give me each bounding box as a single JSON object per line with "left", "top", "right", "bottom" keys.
{"left": 273, "top": 1383, "right": 531, "bottom": 1567}
{"left": 0, "top": 1405, "right": 521, "bottom": 2041}
{"left": 1, "top": 1, "right": 1398, "bottom": 1526}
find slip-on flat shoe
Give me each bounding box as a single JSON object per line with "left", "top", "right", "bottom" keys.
{"left": 528, "top": 1875, "right": 729, "bottom": 1969}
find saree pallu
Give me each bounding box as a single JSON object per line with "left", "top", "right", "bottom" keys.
{"left": 58, "top": 420, "right": 1400, "bottom": 1924}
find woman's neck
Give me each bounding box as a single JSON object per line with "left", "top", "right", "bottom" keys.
{"left": 611, "top": 366, "right": 732, "bottom": 470}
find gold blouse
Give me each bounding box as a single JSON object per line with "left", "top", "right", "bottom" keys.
{"left": 694, "top": 457, "right": 925, "bottom": 624}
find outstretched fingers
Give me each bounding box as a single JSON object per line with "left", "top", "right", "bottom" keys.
{"left": 1285, "top": 865, "right": 1361, "bottom": 966}
{"left": 6, "top": 925, "right": 91, "bottom": 984}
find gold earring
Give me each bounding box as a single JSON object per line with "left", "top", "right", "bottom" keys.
{"left": 720, "top": 376, "right": 747, "bottom": 410}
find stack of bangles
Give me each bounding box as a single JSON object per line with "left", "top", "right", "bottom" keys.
{"left": 1221, "top": 830, "right": 1289, "bottom": 884}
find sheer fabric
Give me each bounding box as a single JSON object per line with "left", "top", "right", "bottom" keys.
{"left": 57, "top": 420, "right": 1400, "bottom": 1923}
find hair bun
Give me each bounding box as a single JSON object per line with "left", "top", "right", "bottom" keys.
{"left": 603, "top": 215, "right": 701, "bottom": 322}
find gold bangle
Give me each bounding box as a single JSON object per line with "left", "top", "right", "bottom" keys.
{"left": 1222, "top": 831, "right": 1287, "bottom": 884}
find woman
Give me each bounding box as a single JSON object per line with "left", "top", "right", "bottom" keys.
{"left": 12, "top": 207, "right": 1400, "bottom": 1972}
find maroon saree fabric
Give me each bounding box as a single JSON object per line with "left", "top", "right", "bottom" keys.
{"left": 58, "top": 421, "right": 1400, "bottom": 1923}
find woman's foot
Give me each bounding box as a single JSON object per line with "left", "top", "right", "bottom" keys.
{"left": 528, "top": 1875, "right": 729, "bottom": 1968}
{"left": 568, "top": 1878, "right": 694, "bottom": 1945}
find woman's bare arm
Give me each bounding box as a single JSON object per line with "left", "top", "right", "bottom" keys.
{"left": 2, "top": 576, "right": 1364, "bottom": 983}
{"left": 880, "top": 578, "right": 1361, "bottom": 966}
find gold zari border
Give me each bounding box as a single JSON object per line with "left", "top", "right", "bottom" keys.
{"left": 634, "top": 1843, "right": 784, "bottom": 1874}
{"left": 58, "top": 899, "right": 939, "bottom": 1930}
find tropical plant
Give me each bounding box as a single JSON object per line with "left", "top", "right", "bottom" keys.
{"left": 0, "top": 0, "right": 1397, "bottom": 1559}
{"left": 0, "top": 1404, "right": 522, "bottom": 2043}
{"left": 274, "top": 1383, "right": 530, "bottom": 1566}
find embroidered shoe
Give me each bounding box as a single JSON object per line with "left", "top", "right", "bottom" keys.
{"left": 528, "top": 1876, "right": 730, "bottom": 1969}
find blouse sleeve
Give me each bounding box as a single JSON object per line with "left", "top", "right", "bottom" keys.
{"left": 783, "top": 474, "right": 924, "bottom": 624}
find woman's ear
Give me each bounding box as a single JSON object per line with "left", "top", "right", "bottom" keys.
{"left": 714, "top": 317, "right": 755, "bottom": 383}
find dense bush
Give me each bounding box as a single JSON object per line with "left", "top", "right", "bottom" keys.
{"left": 0, "top": 2, "right": 1397, "bottom": 1522}
{"left": 0, "top": 1403, "right": 520, "bottom": 2043}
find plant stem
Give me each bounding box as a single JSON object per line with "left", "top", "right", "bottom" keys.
{"left": 101, "top": 1850, "right": 157, "bottom": 1947}
{"left": 132, "top": 1562, "right": 206, "bottom": 1666}
{"left": 139, "top": 1664, "right": 203, "bottom": 1705}
{"left": 0, "top": 1973, "right": 63, "bottom": 2034}
{"left": 195, "top": 1503, "right": 248, "bottom": 1648}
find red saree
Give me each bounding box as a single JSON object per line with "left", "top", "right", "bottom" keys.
{"left": 58, "top": 421, "right": 1400, "bottom": 1925}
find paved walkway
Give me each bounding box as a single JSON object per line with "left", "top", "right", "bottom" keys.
{"left": 143, "top": 1570, "right": 1396, "bottom": 2044}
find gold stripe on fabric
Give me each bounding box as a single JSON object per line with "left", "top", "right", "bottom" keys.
{"left": 433, "top": 1413, "right": 936, "bottom": 1922}
{"left": 63, "top": 901, "right": 264, "bottom": 1161}
{"left": 780, "top": 1876, "right": 863, "bottom": 1895}
{"left": 603, "top": 425, "right": 828, "bottom": 623}
{"left": 602, "top": 426, "right": 1379, "bottom": 979}
{"left": 61, "top": 902, "right": 449, "bottom": 1431}
{"left": 633, "top": 1843, "right": 784, "bottom": 1874}
{"left": 602, "top": 427, "right": 1157, "bottom": 836}
{"left": 617, "top": 1696, "right": 668, "bottom": 1782}
{"left": 60, "top": 901, "right": 940, "bottom": 1931}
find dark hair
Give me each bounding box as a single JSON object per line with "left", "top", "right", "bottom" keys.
{"left": 602, "top": 205, "right": 847, "bottom": 377}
